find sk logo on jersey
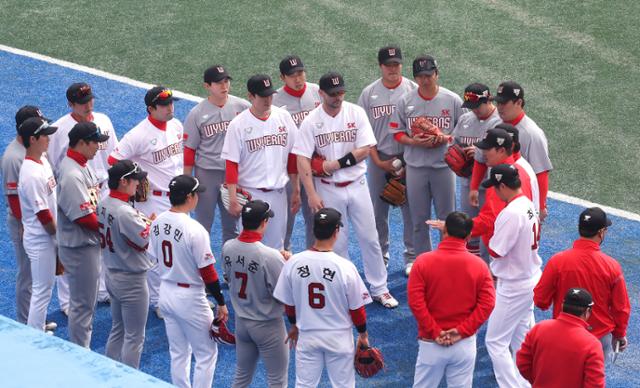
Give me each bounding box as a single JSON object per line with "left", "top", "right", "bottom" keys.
{"left": 441, "top": 109, "right": 450, "bottom": 116}
{"left": 347, "top": 122, "right": 356, "bottom": 129}
{"left": 278, "top": 126, "right": 286, "bottom": 133}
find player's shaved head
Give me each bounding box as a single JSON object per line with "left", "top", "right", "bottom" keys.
{"left": 444, "top": 211, "right": 473, "bottom": 239}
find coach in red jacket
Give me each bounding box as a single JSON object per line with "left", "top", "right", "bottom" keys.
{"left": 534, "top": 207, "right": 630, "bottom": 364}
{"left": 408, "top": 211, "right": 495, "bottom": 387}
{"left": 517, "top": 288, "right": 605, "bottom": 387}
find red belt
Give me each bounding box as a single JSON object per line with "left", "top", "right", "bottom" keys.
{"left": 320, "top": 179, "right": 353, "bottom": 187}
{"left": 257, "top": 188, "right": 273, "bottom": 192}
{"left": 152, "top": 190, "right": 170, "bottom": 197}
{"left": 177, "top": 283, "right": 190, "bottom": 288}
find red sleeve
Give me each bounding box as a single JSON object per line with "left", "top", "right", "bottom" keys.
{"left": 287, "top": 153, "right": 298, "bottom": 174}
{"left": 470, "top": 161, "right": 488, "bottom": 190}
{"left": 488, "top": 248, "right": 501, "bottom": 258}
{"left": 125, "top": 238, "right": 148, "bottom": 252}
{"left": 107, "top": 155, "right": 119, "bottom": 166}
{"left": 584, "top": 341, "right": 606, "bottom": 388}
{"left": 393, "top": 132, "right": 407, "bottom": 143}
{"left": 456, "top": 267, "right": 496, "bottom": 337}
{"left": 75, "top": 213, "right": 99, "bottom": 232}
{"left": 611, "top": 270, "right": 631, "bottom": 338}
{"left": 471, "top": 189, "right": 503, "bottom": 238}
{"left": 199, "top": 264, "right": 220, "bottom": 283}
{"left": 407, "top": 260, "right": 443, "bottom": 339}
{"left": 184, "top": 146, "right": 196, "bottom": 167}
{"left": 515, "top": 329, "right": 535, "bottom": 384}
{"left": 536, "top": 171, "right": 549, "bottom": 210}
{"left": 285, "top": 304, "right": 296, "bottom": 324}
{"left": 225, "top": 160, "right": 239, "bottom": 184}
{"left": 349, "top": 306, "right": 367, "bottom": 326}
{"left": 36, "top": 209, "right": 53, "bottom": 225}
{"left": 7, "top": 195, "right": 21, "bottom": 219}
{"left": 533, "top": 259, "right": 556, "bottom": 311}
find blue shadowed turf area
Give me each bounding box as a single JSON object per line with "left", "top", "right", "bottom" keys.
{"left": 0, "top": 49, "right": 638, "bottom": 387}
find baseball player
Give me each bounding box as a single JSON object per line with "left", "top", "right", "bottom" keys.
{"left": 408, "top": 211, "right": 495, "bottom": 388}
{"left": 273, "top": 55, "right": 322, "bottom": 250}
{"left": 183, "top": 65, "right": 249, "bottom": 241}
{"left": 388, "top": 55, "right": 464, "bottom": 267}
{"left": 57, "top": 121, "right": 109, "bottom": 347}
{"left": 2, "top": 106, "right": 48, "bottom": 325}
{"left": 221, "top": 74, "right": 300, "bottom": 250}
{"left": 451, "top": 83, "right": 501, "bottom": 258}
{"left": 48, "top": 82, "right": 119, "bottom": 309}
{"left": 501, "top": 125, "right": 540, "bottom": 215}
{"left": 517, "top": 288, "right": 605, "bottom": 388}
{"left": 16, "top": 117, "right": 58, "bottom": 332}
{"left": 109, "top": 86, "right": 183, "bottom": 319}
{"left": 273, "top": 208, "right": 373, "bottom": 388}
{"left": 148, "top": 174, "right": 229, "bottom": 388}
{"left": 294, "top": 71, "right": 398, "bottom": 308}
{"left": 482, "top": 164, "right": 541, "bottom": 388}
{"left": 469, "top": 81, "right": 552, "bottom": 221}
{"left": 534, "top": 207, "right": 630, "bottom": 364}
{"left": 99, "top": 160, "right": 152, "bottom": 368}
{"left": 357, "top": 46, "right": 417, "bottom": 274}
{"left": 222, "top": 200, "right": 289, "bottom": 388}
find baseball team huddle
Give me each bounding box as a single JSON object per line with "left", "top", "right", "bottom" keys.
{"left": 0, "top": 45, "right": 631, "bottom": 388}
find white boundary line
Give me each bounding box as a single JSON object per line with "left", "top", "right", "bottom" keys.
{"left": 2, "top": 44, "right": 639, "bottom": 222}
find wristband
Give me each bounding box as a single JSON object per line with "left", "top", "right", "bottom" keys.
{"left": 337, "top": 152, "right": 357, "bottom": 169}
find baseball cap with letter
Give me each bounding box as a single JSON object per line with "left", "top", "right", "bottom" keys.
{"left": 204, "top": 65, "right": 232, "bottom": 83}
{"left": 412, "top": 55, "right": 438, "bottom": 77}
{"left": 68, "top": 122, "right": 110, "bottom": 144}
{"left": 494, "top": 81, "right": 524, "bottom": 103}
{"left": 15, "top": 105, "right": 48, "bottom": 131}
{"left": 242, "top": 200, "right": 275, "bottom": 224}
{"left": 319, "top": 72, "right": 346, "bottom": 94}
{"left": 108, "top": 159, "right": 147, "bottom": 183}
{"left": 563, "top": 288, "right": 594, "bottom": 308}
{"left": 474, "top": 127, "right": 513, "bottom": 150}
{"left": 378, "top": 46, "right": 403, "bottom": 65}
{"left": 145, "top": 86, "right": 174, "bottom": 107}
{"left": 579, "top": 207, "right": 612, "bottom": 233}
{"left": 279, "top": 55, "right": 305, "bottom": 76}
{"left": 169, "top": 174, "right": 206, "bottom": 197}
{"left": 481, "top": 164, "right": 519, "bottom": 189}
{"left": 462, "top": 83, "right": 491, "bottom": 109}
{"left": 18, "top": 117, "right": 58, "bottom": 138}
{"left": 247, "top": 74, "right": 277, "bottom": 97}
{"left": 66, "top": 82, "right": 94, "bottom": 104}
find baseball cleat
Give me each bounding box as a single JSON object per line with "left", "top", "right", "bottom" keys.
{"left": 44, "top": 321, "right": 58, "bottom": 331}
{"left": 404, "top": 262, "right": 413, "bottom": 277}
{"left": 373, "top": 292, "right": 399, "bottom": 309}
{"left": 154, "top": 307, "right": 164, "bottom": 320}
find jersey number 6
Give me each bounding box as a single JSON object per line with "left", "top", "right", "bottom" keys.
{"left": 308, "top": 282, "right": 325, "bottom": 309}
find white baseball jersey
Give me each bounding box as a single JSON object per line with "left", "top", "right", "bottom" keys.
{"left": 515, "top": 156, "right": 540, "bottom": 214}
{"left": 272, "top": 82, "right": 322, "bottom": 127}
{"left": 221, "top": 106, "right": 298, "bottom": 189}
{"left": 510, "top": 114, "right": 553, "bottom": 174}
{"left": 293, "top": 102, "right": 377, "bottom": 182}
{"left": 18, "top": 157, "right": 57, "bottom": 245}
{"left": 111, "top": 117, "right": 183, "bottom": 193}
{"left": 149, "top": 211, "right": 216, "bottom": 287}
{"left": 48, "top": 113, "right": 118, "bottom": 184}
{"left": 273, "top": 250, "right": 372, "bottom": 332}
{"left": 489, "top": 194, "right": 542, "bottom": 280}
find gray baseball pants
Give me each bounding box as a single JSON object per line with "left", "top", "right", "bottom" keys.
{"left": 8, "top": 214, "right": 31, "bottom": 324}
{"left": 193, "top": 166, "right": 239, "bottom": 241}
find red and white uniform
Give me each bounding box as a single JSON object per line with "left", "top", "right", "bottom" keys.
{"left": 221, "top": 106, "right": 298, "bottom": 250}
{"left": 149, "top": 210, "right": 219, "bottom": 388}
{"left": 514, "top": 152, "right": 539, "bottom": 214}
{"left": 485, "top": 194, "right": 541, "bottom": 388}
{"left": 273, "top": 249, "right": 372, "bottom": 388}
{"left": 516, "top": 312, "right": 605, "bottom": 388}
{"left": 294, "top": 102, "right": 391, "bottom": 297}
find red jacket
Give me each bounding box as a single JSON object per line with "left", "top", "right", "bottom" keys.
{"left": 534, "top": 239, "right": 630, "bottom": 338}
{"left": 516, "top": 313, "right": 605, "bottom": 388}
{"left": 407, "top": 237, "right": 495, "bottom": 339}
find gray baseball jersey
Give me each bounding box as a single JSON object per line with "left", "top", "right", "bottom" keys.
{"left": 390, "top": 87, "right": 464, "bottom": 168}
{"left": 56, "top": 156, "right": 100, "bottom": 247}
{"left": 358, "top": 77, "right": 417, "bottom": 155}
{"left": 2, "top": 139, "right": 24, "bottom": 199}
{"left": 510, "top": 114, "right": 553, "bottom": 174}
{"left": 452, "top": 109, "right": 502, "bottom": 164}
{"left": 222, "top": 238, "right": 285, "bottom": 321}
{"left": 98, "top": 194, "right": 153, "bottom": 272}
{"left": 183, "top": 95, "right": 250, "bottom": 170}
{"left": 272, "top": 82, "right": 322, "bottom": 127}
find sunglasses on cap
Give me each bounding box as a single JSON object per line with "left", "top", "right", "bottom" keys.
{"left": 463, "top": 91, "right": 489, "bottom": 103}
{"left": 151, "top": 89, "right": 173, "bottom": 104}
{"left": 20, "top": 120, "right": 52, "bottom": 135}
{"left": 120, "top": 162, "right": 141, "bottom": 180}
{"left": 82, "top": 125, "right": 103, "bottom": 140}
{"left": 77, "top": 85, "right": 92, "bottom": 97}
{"left": 190, "top": 177, "right": 201, "bottom": 193}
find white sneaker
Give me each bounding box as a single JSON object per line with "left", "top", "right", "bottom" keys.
{"left": 404, "top": 262, "right": 413, "bottom": 277}
{"left": 44, "top": 321, "right": 58, "bottom": 331}
{"left": 154, "top": 307, "right": 164, "bottom": 320}
{"left": 45, "top": 330, "right": 54, "bottom": 336}
{"left": 373, "top": 292, "right": 399, "bottom": 309}
{"left": 61, "top": 307, "right": 69, "bottom": 317}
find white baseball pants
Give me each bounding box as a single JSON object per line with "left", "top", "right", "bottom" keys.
{"left": 24, "top": 237, "right": 56, "bottom": 331}
{"left": 295, "top": 329, "right": 355, "bottom": 388}
{"left": 413, "top": 336, "right": 476, "bottom": 388}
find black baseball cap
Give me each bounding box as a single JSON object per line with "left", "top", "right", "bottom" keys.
{"left": 66, "top": 82, "right": 94, "bottom": 104}
{"left": 462, "top": 83, "right": 491, "bottom": 109}
{"left": 378, "top": 46, "right": 402, "bottom": 65}
{"left": 481, "top": 164, "right": 520, "bottom": 188}
{"left": 412, "top": 55, "right": 438, "bottom": 77}
{"left": 563, "top": 288, "right": 594, "bottom": 308}
{"left": 474, "top": 127, "right": 513, "bottom": 150}
{"left": 319, "top": 72, "right": 346, "bottom": 94}
{"left": 313, "top": 207, "right": 344, "bottom": 235}
{"left": 497, "top": 123, "right": 520, "bottom": 149}
{"left": 279, "top": 55, "right": 305, "bottom": 76}
{"left": 247, "top": 74, "right": 277, "bottom": 97}
{"left": 579, "top": 207, "right": 612, "bottom": 233}
{"left": 242, "top": 200, "right": 275, "bottom": 224}
{"left": 15, "top": 105, "right": 48, "bottom": 131}
{"left": 169, "top": 174, "right": 206, "bottom": 197}
{"left": 494, "top": 81, "right": 524, "bottom": 103}
{"left": 108, "top": 159, "right": 147, "bottom": 182}
{"left": 68, "top": 122, "right": 110, "bottom": 144}
{"left": 145, "top": 86, "right": 174, "bottom": 106}
{"left": 204, "top": 65, "right": 232, "bottom": 83}
{"left": 18, "top": 117, "right": 58, "bottom": 138}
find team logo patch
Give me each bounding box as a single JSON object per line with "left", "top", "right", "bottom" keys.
{"left": 495, "top": 174, "right": 503, "bottom": 182}
{"left": 278, "top": 126, "right": 287, "bottom": 133}
{"left": 331, "top": 77, "right": 340, "bottom": 86}
{"left": 263, "top": 79, "right": 271, "bottom": 87}
{"left": 388, "top": 48, "right": 396, "bottom": 56}
{"left": 245, "top": 126, "right": 253, "bottom": 134}
{"left": 496, "top": 137, "right": 505, "bottom": 145}
{"left": 498, "top": 86, "right": 504, "bottom": 94}
{"left": 347, "top": 122, "right": 356, "bottom": 129}
{"left": 151, "top": 138, "right": 157, "bottom": 145}
{"left": 583, "top": 215, "right": 591, "bottom": 221}
{"left": 289, "top": 58, "right": 298, "bottom": 66}
{"left": 441, "top": 109, "right": 450, "bottom": 116}
{"left": 315, "top": 122, "right": 324, "bottom": 129}
{"left": 407, "top": 105, "right": 415, "bottom": 111}
{"left": 217, "top": 66, "right": 224, "bottom": 73}
{"left": 513, "top": 88, "right": 521, "bottom": 96}
{"left": 371, "top": 95, "right": 378, "bottom": 99}
{"left": 362, "top": 292, "right": 370, "bottom": 301}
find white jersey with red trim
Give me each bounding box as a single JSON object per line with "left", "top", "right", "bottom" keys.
{"left": 149, "top": 211, "right": 216, "bottom": 287}
{"left": 273, "top": 249, "right": 372, "bottom": 332}
{"left": 110, "top": 118, "right": 183, "bottom": 193}
{"left": 515, "top": 156, "right": 540, "bottom": 214}
{"left": 221, "top": 106, "right": 298, "bottom": 189}
{"left": 18, "top": 158, "right": 57, "bottom": 245}
{"left": 293, "top": 102, "right": 377, "bottom": 182}
{"left": 489, "top": 195, "right": 541, "bottom": 281}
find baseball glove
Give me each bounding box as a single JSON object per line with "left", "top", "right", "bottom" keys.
{"left": 410, "top": 117, "right": 446, "bottom": 147}
{"left": 311, "top": 152, "right": 331, "bottom": 177}
{"left": 444, "top": 143, "right": 473, "bottom": 178}
{"left": 209, "top": 319, "right": 236, "bottom": 345}
{"left": 380, "top": 178, "right": 406, "bottom": 206}
{"left": 134, "top": 176, "right": 150, "bottom": 202}
{"left": 220, "top": 183, "right": 252, "bottom": 212}
{"left": 354, "top": 345, "right": 384, "bottom": 378}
